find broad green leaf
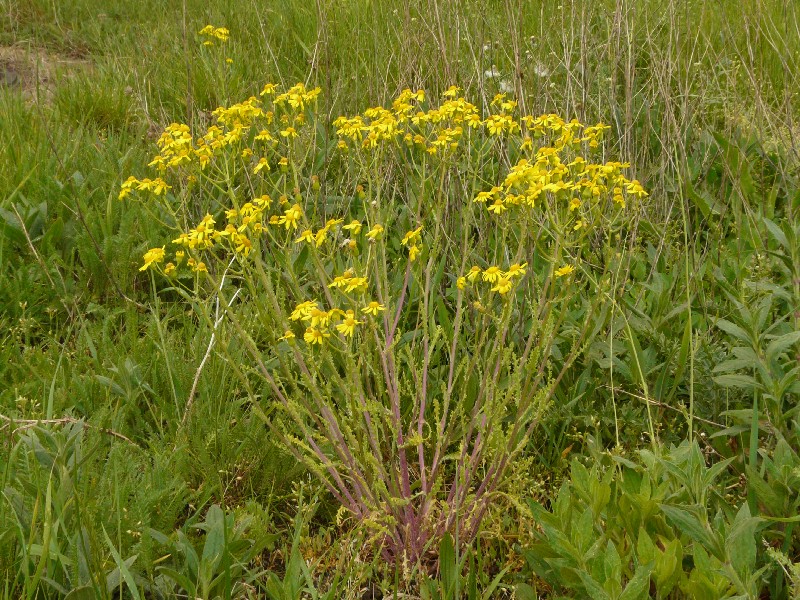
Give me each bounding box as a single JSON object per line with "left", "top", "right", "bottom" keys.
{"left": 726, "top": 504, "right": 760, "bottom": 575}
{"left": 618, "top": 562, "right": 654, "bottom": 600}
{"left": 715, "top": 319, "right": 751, "bottom": 344}
{"left": 713, "top": 374, "right": 758, "bottom": 390}
{"left": 762, "top": 217, "right": 788, "bottom": 248}
{"left": 659, "top": 505, "right": 718, "bottom": 558}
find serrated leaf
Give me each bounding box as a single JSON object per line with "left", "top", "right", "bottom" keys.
{"left": 766, "top": 331, "right": 800, "bottom": 364}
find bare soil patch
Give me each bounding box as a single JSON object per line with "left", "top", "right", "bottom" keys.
{"left": 0, "top": 44, "right": 91, "bottom": 101}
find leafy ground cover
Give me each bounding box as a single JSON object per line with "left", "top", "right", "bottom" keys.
{"left": 1, "top": 0, "right": 799, "bottom": 597}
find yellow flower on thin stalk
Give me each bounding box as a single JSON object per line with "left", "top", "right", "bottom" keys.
{"left": 278, "top": 204, "right": 303, "bottom": 230}
{"left": 253, "top": 157, "right": 270, "bottom": 174}
{"left": 401, "top": 226, "right": 423, "bottom": 246}
{"left": 336, "top": 310, "right": 363, "bottom": 338}
{"left": 506, "top": 262, "right": 527, "bottom": 278}
{"left": 290, "top": 300, "right": 317, "bottom": 321}
{"left": 555, "top": 264, "right": 575, "bottom": 278}
{"left": 361, "top": 301, "right": 386, "bottom": 316}
{"left": 304, "top": 327, "right": 329, "bottom": 345}
{"left": 466, "top": 266, "right": 482, "bottom": 282}
{"left": 343, "top": 220, "right": 362, "bottom": 235}
{"left": 366, "top": 224, "right": 384, "bottom": 240}
{"left": 140, "top": 247, "right": 165, "bottom": 271}
{"left": 482, "top": 266, "right": 501, "bottom": 283}
{"left": 491, "top": 277, "right": 513, "bottom": 295}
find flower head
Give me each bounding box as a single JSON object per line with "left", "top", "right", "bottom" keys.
{"left": 554, "top": 264, "right": 575, "bottom": 278}
{"left": 336, "top": 311, "right": 363, "bottom": 337}
{"left": 304, "top": 327, "right": 330, "bottom": 345}
{"left": 140, "top": 247, "right": 165, "bottom": 271}
{"left": 491, "top": 277, "right": 513, "bottom": 294}
{"left": 361, "top": 301, "right": 386, "bottom": 316}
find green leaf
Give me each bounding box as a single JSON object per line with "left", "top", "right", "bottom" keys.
{"left": 713, "top": 374, "right": 758, "bottom": 390}
{"left": 763, "top": 217, "right": 788, "bottom": 248}
{"left": 64, "top": 587, "right": 96, "bottom": 600}
{"left": 659, "top": 505, "right": 718, "bottom": 558}
{"left": 439, "top": 533, "right": 457, "bottom": 597}
{"left": 618, "top": 562, "right": 654, "bottom": 600}
{"left": 726, "top": 504, "right": 760, "bottom": 575}
{"left": 765, "top": 331, "right": 800, "bottom": 364}
{"left": 102, "top": 528, "right": 141, "bottom": 600}
{"left": 200, "top": 504, "right": 226, "bottom": 570}
{"left": 514, "top": 583, "right": 538, "bottom": 600}
{"left": 716, "top": 319, "right": 751, "bottom": 344}
{"left": 575, "top": 570, "right": 611, "bottom": 600}
{"left": 157, "top": 567, "right": 197, "bottom": 597}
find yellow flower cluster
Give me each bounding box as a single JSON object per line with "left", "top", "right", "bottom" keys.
{"left": 199, "top": 25, "right": 229, "bottom": 45}
{"left": 334, "top": 88, "right": 481, "bottom": 154}
{"left": 119, "top": 83, "right": 319, "bottom": 182}
{"left": 400, "top": 226, "right": 423, "bottom": 261}
{"left": 118, "top": 176, "right": 171, "bottom": 200}
{"left": 284, "top": 299, "right": 385, "bottom": 344}
{"left": 457, "top": 262, "right": 528, "bottom": 295}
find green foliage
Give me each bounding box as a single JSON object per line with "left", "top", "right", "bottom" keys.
{"left": 521, "top": 442, "right": 776, "bottom": 599}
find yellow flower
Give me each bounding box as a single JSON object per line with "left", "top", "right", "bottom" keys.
{"left": 336, "top": 311, "right": 363, "bottom": 337}
{"left": 366, "top": 224, "right": 384, "bottom": 240}
{"left": 290, "top": 300, "right": 317, "bottom": 321}
{"left": 280, "top": 127, "right": 298, "bottom": 138}
{"left": 304, "top": 327, "right": 329, "bottom": 345}
{"left": 506, "top": 262, "right": 527, "bottom": 278}
{"left": 491, "top": 276, "right": 513, "bottom": 294}
{"left": 278, "top": 330, "right": 295, "bottom": 341}
{"left": 260, "top": 83, "right": 277, "bottom": 96}
{"left": 344, "top": 277, "right": 368, "bottom": 293}
{"left": 342, "top": 220, "right": 362, "bottom": 235}
{"left": 442, "top": 85, "right": 461, "bottom": 98}
{"left": 118, "top": 176, "right": 138, "bottom": 200}
{"left": 361, "top": 301, "right": 386, "bottom": 316}
{"left": 569, "top": 198, "right": 582, "bottom": 212}
{"left": 487, "top": 199, "right": 507, "bottom": 214}
{"left": 466, "top": 266, "right": 482, "bottom": 282}
{"left": 193, "top": 261, "right": 208, "bottom": 273}
{"left": 408, "top": 244, "right": 421, "bottom": 262}
{"left": 310, "top": 308, "right": 333, "bottom": 328}
{"left": 482, "top": 266, "right": 501, "bottom": 283}
{"left": 254, "top": 157, "right": 270, "bottom": 174}
{"left": 555, "top": 264, "right": 575, "bottom": 278}
{"left": 163, "top": 262, "right": 176, "bottom": 276}
{"left": 279, "top": 204, "right": 303, "bottom": 230}
{"left": 456, "top": 276, "right": 466, "bottom": 290}
{"left": 401, "top": 226, "right": 423, "bottom": 246}
{"left": 140, "top": 247, "right": 165, "bottom": 271}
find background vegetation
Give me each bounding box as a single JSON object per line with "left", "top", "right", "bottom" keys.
{"left": 1, "top": 0, "right": 799, "bottom": 597}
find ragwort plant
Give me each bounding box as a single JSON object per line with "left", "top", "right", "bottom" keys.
{"left": 119, "top": 28, "right": 648, "bottom": 569}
